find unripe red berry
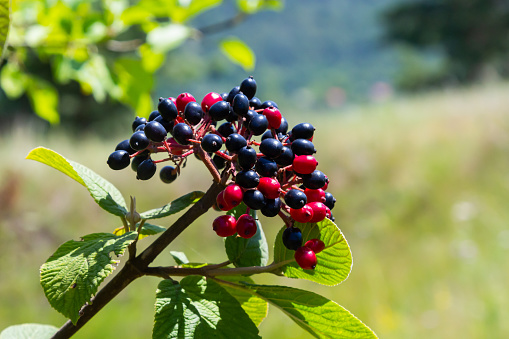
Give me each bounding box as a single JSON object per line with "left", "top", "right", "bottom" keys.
{"left": 236, "top": 214, "right": 258, "bottom": 239}
{"left": 294, "top": 246, "right": 317, "bottom": 269}
{"left": 290, "top": 205, "right": 314, "bottom": 223}
{"left": 201, "top": 92, "right": 223, "bottom": 112}
{"left": 304, "top": 239, "right": 325, "bottom": 253}
{"left": 176, "top": 92, "right": 196, "bottom": 112}
{"left": 293, "top": 155, "right": 318, "bottom": 175}
{"left": 304, "top": 188, "right": 326, "bottom": 203}
{"left": 222, "top": 184, "right": 243, "bottom": 208}
{"left": 325, "top": 206, "right": 332, "bottom": 219}
{"left": 307, "top": 202, "right": 327, "bottom": 223}
{"left": 216, "top": 192, "right": 233, "bottom": 211}
{"left": 212, "top": 215, "right": 237, "bottom": 237}
{"left": 262, "top": 106, "right": 282, "bottom": 129}
{"left": 257, "top": 177, "right": 281, "bottom": 199}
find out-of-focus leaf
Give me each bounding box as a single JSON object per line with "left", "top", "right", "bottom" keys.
{"left": 139, "top": 43, "right": 165, "bottom": 73}
{"left": 146, "top": 23, "right": 191, "bottom": 53}
{"left": 236, "top": 0, "right": 283, "bottom": 14}
{"left": 26, "top": 78, "right": 60, "bottom": 124}
{"left": 0, "top": 323, "right": 58, "bottom": 339}
{"left": 170, "top": 0, "right": 222, "bottom": 23}
{"left": 0, "top": 63, "right": 28, "bottom": 98}
{"left": 0, "top": 0, "right": 10, "bottom": 62}
{"left": 76, "top": 55, "right": 121, "bottom": 102}
{"left": 220, "top": 37, "right": 255, "bottom": 71}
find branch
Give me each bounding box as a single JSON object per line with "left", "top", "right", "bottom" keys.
{"left": 51, "top": 180, "right": 225, "bottom": 339}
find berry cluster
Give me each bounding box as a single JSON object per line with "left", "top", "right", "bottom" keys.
{"left": 107, "top": 77, "right": 337, "bottom": 270}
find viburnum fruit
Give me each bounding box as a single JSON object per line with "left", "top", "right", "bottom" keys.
{"left": 236, "top": 214, "right": 258, "bottom": 239}
{"left": 282, "top": 226, "right": 303, "bottom": 250}
{"left": 213, "top": 215, "right": 237, "bottom": 237}
{"left": 294, "top": 246, "right": 317, "bottom": 270}
{"left": 293, "top": 155, "right": 318, "bottom": 175}
{"left": 222, "top": 184, "right": 243, "bottom": 208}
{"left": 290, "top": 205, "right": 314, "bottom": 223}
{"left": 262, "top": 106, "right": 282, "bottom": 129}
{"left": 257, "top": 177, "right": 281, "bottom": 199}
{"left": 304, "top": 239, "right": 325, "bottom": 254}
{"left": 201, "top": 92, "right": 222, "bottom": 112}
{"left": 307, "top": 202, "right": 328, "bottom": 223}
{"left": 176, "top": 92, "right": 196, "bottom": 112}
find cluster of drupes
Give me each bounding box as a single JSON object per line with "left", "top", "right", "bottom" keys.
{"left": 107, "top": 77, "right": 337, "bottom": 270}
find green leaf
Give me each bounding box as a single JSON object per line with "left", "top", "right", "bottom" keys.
{"left": 153, "top": 276, "right": 260, "bottom": 339}
{"left": 225, "top": 203, "right": 268, "bottom": 267}
{"left": 26, "top": 147, "right": 128, "bottom": 216}
{"left": 0, "top": 0, "right": 9, "bottom": 62}
{"left": 26, "top": 78, "right": 60, "bottom": 124}
{"left": 231, "top": 283, "right": 378, "bottom": 339}
{"left": 0, "top": 324, "right": 58, "bottom": 339}
{"left": 220, "top": 37, "right": 255, "bottom": 71}
{"left": 114, "top": 58, "right": 154, "bottom": 117}
{"left": 273, "top": 219, "right": 352, "bottom": 286}
{"left": 139, "top": 191, "right": 204, "bottom": 219}
{"left": 113, "top": 222, "right": 166, "bottom": 239}
{"left": 40, "top": 232, "right": 137, "bottom": 324}
{"left": 216, "top": 276, "right": 268, "bottom": 327}
{"left": 146, "top": 24, "right": 191, "bottom": 53}
{"left": 236, "top": 0, "right": 284, "bottom": 14}
{"left": 169, "top": 0, "right": 222, "bottom": 23}
{"left": 170, "top": 251, "right": 189, "bottom": 265}
{"left": 0, "top": 63, "right": 29, "bottom": 99}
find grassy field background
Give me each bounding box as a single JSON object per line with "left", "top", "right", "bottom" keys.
{"left": 1, "top": 83, "right": 509, "bottom": 338}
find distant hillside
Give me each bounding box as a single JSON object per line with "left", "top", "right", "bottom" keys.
{"left": 159, "top": 0, "right": 403, "bottom": 107}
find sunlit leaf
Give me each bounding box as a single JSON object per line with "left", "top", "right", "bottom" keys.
{"left": 170, "top": 251, "right": 189, "bottom": 265}
{"left": 26, "top": 78, "right": 60, "bottom": 124}
{"left": 146, "top": 23, "right": 191, "bottom": 53}
{"left": 220, "top": 37, "right": 255, "bottom": 71}
{"left": 0, "top": 323, "right": 58, "bottom": 339}
{"left": 139, "top": 191, "right": 204, "bottom": 219}
{"left": 0, "top": 0, "right": 10, "bottom": 62}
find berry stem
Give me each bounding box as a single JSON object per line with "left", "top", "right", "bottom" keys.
{"left": 278, "top": 211, "right": 293, "bottom": 228}
{"left": 194, "top": 143, "right": 221, "bottom": 183}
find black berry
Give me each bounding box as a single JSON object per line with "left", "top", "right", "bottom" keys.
{"left": 237, "top": 146, "right": 258, "bottom": 170}
{"left": 136, "top": 158, "right": 157, "bottom": 180}
{"left": 154, "top": 115, "right": 175, "bottom": 133}
{"left": 115, "top": 139, "right": 135, "bottom": 155}
{"left": 201, "top": 133, "right": 223, "bottom": 153}
{"left": 260, "top": 198, "right": 282, "bottom": 217}
{"left": 235, "top": 170, "right": 260, "bottom": 189}
{"left": 302, "top": 170, "right": 327, "bottom": 189}
{"left": 282, "top": 227, "right": 303, "bottom": 250}
{"left": 248, "top": 114, "right": 269, "bottom": 136}
{"left": 243, "top": 189, "right": 267, "bottom": 210}
{"left": 239, "top": 76, "right": 257, "bottom": 99}
{"left": 172, "top": 123, "right": 194, "bottom": 145}
{"left": 259, "top": 138, "right": 283, "bottom": 159}
{"left": 107, "top": 150, "right": 130, "bottom": 170}
{"left": 261, "top": 100, "right": 278, "bottom": 109}
{"left": 158, "top": 97, "right": 178, "bottom": 121}
{"left": 217, "top": 122, "right": 236, "bottom": 138}
{"left": 249, "top": 96, "right": 262, "bottom": 110}
{"left": 233, "top": 93, "right": 250, "bottom": 117}
{"left": 208, "top": 101, "right": 231, "bottom": 121}
{"left": 225, "top": 133, "right": 247, "bottom": 153}
{"left": 226, "top": 86, "right": 241, "bottom": 104}
{"left": 255, "top": 157, "right": 278, "bottom": 177}
{"left": 291, "top": 123, "right": 315, "bottom": 140}
{"left": 324, "top": 192, "right": 336, "bottom": 210}
{"left": 291, "top": 139, "right": 316, "bottom": 155}
{"left": 160, "top": 166, "right": 178, "bottom": 184}
{"left": 275, "top": 146, "right": 294, "bottom": 167}
{"left": 144, "top": 121, "right": 167, "bottom": 142}
{"left": 184, "top": 101, "right": 204, "bottom": 125}
{"left": 284, "top": 189, "right": 307, "bottom": 209}
{"left": 148, "top": 110, "right": 160, "bottom": 121}
{"left": 132, "top": 116, "right": 147, "bottom": 132}
{"left": 129, "top": 131, "right": 150, "bottom": 151}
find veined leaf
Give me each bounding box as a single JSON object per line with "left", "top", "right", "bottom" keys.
{"left": 0, "top": 324, "right": 58, "bottom": 339}
{"left": 113, "top": 222, "right": 166, "bottom": 239}
{"left": 153, "top": 276, "right": 260, "bottom": 339}
{"left": 139, "top": 191, "right": 204, "bottom": 219}
{"left": 170, "top": 251, "right": 189, "bottom": 265}
{"left": 220, "top": 37, "right": 255, "bottom": 71}
{"left": 40, "top": 232, "right": 137, "bottom": 324}
{"left": 0, "top": 0, "right": 9, "bottom": 62}
{"left": 225, "top": 283, "right": 378, "bottom": 339}
{"left": 216, "top": 276, "right": 268, "bottom": 327}
{"left": 273, "top": 218, "right": 352, "bottom": 286}
{"left": 26, "top": 147, "right": 128, "bottom": 216}
{"left": 225, "top": 203, "right": 268, "bottom": 267}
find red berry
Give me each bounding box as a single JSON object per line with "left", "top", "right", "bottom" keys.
{"left": 307, "top": 202, "right": 327, "bottom": 223}
{"left": 222, "top": 184, "right": 243, "bottom": 208}
{"left": 168, "top": 97, "right": 176, "bottom": 104}
{"left": 294, "top": 246, "right": 317, "bottom": 269}
{"left": 176, "top": 92, "right": 196, "bottom": 112}
{"left": 262, "top": 107, "right": 282, "bottom": 129}
{"left": 290, "top": 205, "right": 314, "bottom": 223}
{"left": 236, "top": 214, "right": 258, "bottom": 239}
{"left": 212, "top": 215, "right": 237, "bottom": 237}
{"left": 325, "top": 206, "right": 332, "bottom": 219}
{"left": 304, "top": 239, "right": 325, "bottom": 253}
{"left": 304, "top": 188, "right": 326, "bottom": 203}
{"left": 257, "top": 177, "right": 281, "bottom": 199}
{"left": 322, "top": 175, "right": 329, "bottom": 190}
{"left": 216, "top": 192, "right": 233, "bottom": 211}
{"left": 293, "top": 155, "right": 318, "bottom": 175}
{"left": 201, "top": 92, "right": 223, "bottom": 112}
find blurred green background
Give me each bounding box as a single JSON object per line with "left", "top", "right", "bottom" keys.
{"left": 1, "top": 0, "right": 509, "bottom": 338}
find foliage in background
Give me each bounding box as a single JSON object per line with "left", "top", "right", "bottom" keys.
{"left": 0, "top": 0, "right": 9, "bottom": 62}
{"left": 0, "top": 0, "right": 279, "bottom": 125}
{"left": 382, "top": 0, "right": 509, "bottom": 90}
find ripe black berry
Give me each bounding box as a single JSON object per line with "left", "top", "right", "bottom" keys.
{"left": 237, "top": 146, "right": 257, "bottom": 170}
{"left": 261, "top": 130, "right": 274, "bottom": 141}
{"left": 302, "top": 170, "right": 327, "bottom": 189}
{"left": 129, "top": 131, "right": 150, "bottom": 151}
{"left": 144, "top": 121, "right": 167, "bottom": 142}
{"left": 275, "top": 146, "right": 294, "bottom": 167}
{"left": 212, "top": 153, "right": 227, "bottom": 170}
{"left": 225, "top": 133, "right": 247, "bottom": 153}
{"left": 233, "top": 93, "right": 249, "bottom": 117}
{"left": 134, "top": 124, "right": 145, "bottom": 132}
{"left": 217, "top": 122, "right": 236, "bottom": 137}
{"left": 131, "top": 153, "right": 149, "bottom": 172}
{"left": 154, "top": 115, "right": 175, "bottom": 133}
{"left": 136, "top": 158, "right": 157, "bottom": 180}
{"left": 158, "top": 98, "right": 178, "bottom": 121}
{"left": 248, "top": 114, "right": 269, "bottom": 136}
{"left": 276, "top": 117, "right": 289, "bottom": 135}
{"left": 282, "top": 227, "right": 302, "bottom": 250}
{"left": 235, "top": 170, "right": 260, "bottom": 189}
{"left": 172, "top": 123, "right": 194, "bottom": 145}
{"left": 243, "top": 189, "right": 267, "bottom": 210}
{"left": 184, "top": 101, "right": 204, "bottom": 125}
{"left": 201, "top": 133, "right": 223, "bottom": 153}
{"left": 284, "top": 189, "right": 307, "bottom": 209}
{"left": 132, "top": 116, "right": 147, "bottom": 132}
{"left": 259, "top": 138, "right": 283, "bottom": 159}
{"left": 260, "top": 198, "right": 282, "bottom": 217}
{"left": 107, "top": 150, "right": 130, "bottom": 170}
{"left": 160, "top": 166, "right": 178, "bottom": 184}
{"left": 243, "top": 110, "right": 257, "bottom": 127}
{"left": 208, "top": 101, "right": 231, "bottom": 121}
{"left": 291, "top": 123, "right": 315, "bottom": 140}
{"left": 255, "top": 157, "right": 278, "bottom": 177}
{"left": 115, "top": 139, "right": 135, "bottom": 155}
{"left": 148, "top": 110, "right": 160, "bottom": 121}
{"left": 261, "top": 100, "right": 278, "bottom": 109}
{"left": 226, "top": 86, "right": 241, "bottom": 104}
{"left": 324, "top": 192, "right": 336, "bottom": 210}
{"left": 249, "top": 96, "right": 262, "bottom": 110}
{"left": 239, "top": 76, "right": 257, "bottom": 99}
{"left": 291, "top": 139, "right": 316, "bottom": 155}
